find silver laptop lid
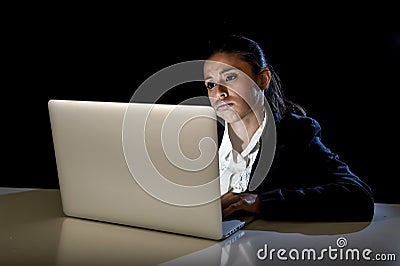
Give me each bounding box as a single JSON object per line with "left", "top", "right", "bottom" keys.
{"left": 48, "top": 99, "right": 224, "bottom": 240}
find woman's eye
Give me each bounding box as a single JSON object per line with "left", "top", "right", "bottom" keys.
{"left": 226, "top": 74, "right": 237, "bottom": 82}
{"left": 206, "top": 81, "right": 216, "bottom": 90}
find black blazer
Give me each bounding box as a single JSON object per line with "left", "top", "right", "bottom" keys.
{"left": 218, "top": 112, "right": 375, "bottom": 222}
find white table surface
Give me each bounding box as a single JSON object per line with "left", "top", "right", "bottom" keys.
{"left": 1, "top": 188, "right": 398, "bottom": 265}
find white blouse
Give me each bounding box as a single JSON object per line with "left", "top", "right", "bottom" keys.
{"left": 219, "top": 112, "right": 267, "bottom": 195}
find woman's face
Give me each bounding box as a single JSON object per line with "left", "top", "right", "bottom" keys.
{"left": 203, "top": 52, "right": 265, "bottom": 123}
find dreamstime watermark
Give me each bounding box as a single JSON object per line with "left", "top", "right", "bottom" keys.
{"left": 257, "top": 237, "right": 397, "bottom": 262}
{"left": 122, "top": 60, "right": 277, "bottom": 206}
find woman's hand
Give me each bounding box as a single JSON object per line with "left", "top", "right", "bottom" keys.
{"left": 221, "top": 192, "right": 261, "bottom": 218}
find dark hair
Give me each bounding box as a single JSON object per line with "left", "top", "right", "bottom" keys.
{"left": 206, "top": 34, "right": 305, "bottom": 116}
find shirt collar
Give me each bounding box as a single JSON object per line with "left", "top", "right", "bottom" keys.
{"left": 219, "top": 112, "right": 267, "bottom": 159}
{"left": 219, "top": 123, "right": 232, "bottom": 160}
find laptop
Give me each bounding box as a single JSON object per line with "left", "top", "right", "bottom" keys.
{"left": 48, "top": 99, "right": 250, "bottom": 240}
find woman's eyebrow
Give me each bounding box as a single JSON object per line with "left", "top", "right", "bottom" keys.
{"left": 204, "top": 67, "right": 239, "bottom": 80}
{"left": 220, "top": 67, "right": 238, "bottom": 75}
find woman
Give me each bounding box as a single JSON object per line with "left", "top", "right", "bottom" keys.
{"left": 203, "top": 34, "right": 374, "bottom": 221}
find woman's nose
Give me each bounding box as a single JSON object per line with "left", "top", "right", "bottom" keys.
{"left": 215, "top": 85, "right": 228, "bottom": 100}
{"left": 218, "top": 91, "right": 228, "bottom": 100}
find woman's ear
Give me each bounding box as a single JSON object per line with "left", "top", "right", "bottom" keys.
{"left": 257, "top": 68, "right": 271, "bottom": 91}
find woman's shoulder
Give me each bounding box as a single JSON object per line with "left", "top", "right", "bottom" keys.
{"left": 277, "top": 112, "right": 321, "bottom": 128}
{"left": 275, "top": 112, "right": 322, "bottom": 146}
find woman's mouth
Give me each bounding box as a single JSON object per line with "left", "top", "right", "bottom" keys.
{"left": 216, "top": 102, "right": 234, "bottom": 111}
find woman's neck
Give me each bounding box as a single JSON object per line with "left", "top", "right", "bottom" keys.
{"left": 228, "top": 106, "right": 264, "bottom": 153}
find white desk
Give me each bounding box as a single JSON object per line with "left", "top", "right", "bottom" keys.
{"left": 0, "top": 189, "right": 399, "bottom": 265}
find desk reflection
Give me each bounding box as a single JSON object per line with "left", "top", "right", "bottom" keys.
{"left": 56, "top": 204, "right": 399, "bottom": 266}
{"left": 56, "top": 217, "right": 216, "bottom": 265}
{"left": 1, "top": 190, "right": 399, "bottom": 266}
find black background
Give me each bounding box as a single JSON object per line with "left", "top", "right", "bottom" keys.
{"left": 4, "top": 7, "right": 399, "bottom": 203}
